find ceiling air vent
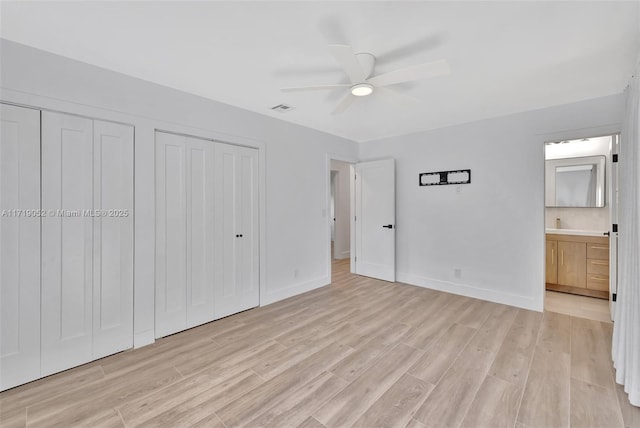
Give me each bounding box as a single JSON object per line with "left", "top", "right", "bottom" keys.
{"left": 271, "top": 104, "right": 294, "bottom": 113}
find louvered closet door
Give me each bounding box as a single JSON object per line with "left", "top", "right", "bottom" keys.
{"left": 92, "top": 120, "right": 134, "bottom": 359}
{"left": 0, "top": 104, "right": 41, "bottom": 390}
{"left": 155, "top": 132, "right": 215, "bottom": 337}
{"left": 41, "top": 112, "right": 94, "bottom": 376}
{"left": 214, "top": 143, "right": 259, "bottom": 319}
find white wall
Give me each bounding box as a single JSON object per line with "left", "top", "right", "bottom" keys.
{"left": 330, "top": 160, "right": 351, "bottom": 260}
{"left": 0, "top": 39, "right": 358, "bottom": 346}
{"left": 545, "top": 136, "right": 612, "bottom": 231}
{"left": 359, "top": 94, "right": 624, "bottom": 311}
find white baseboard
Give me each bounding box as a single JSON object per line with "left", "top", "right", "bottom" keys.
{"left": 261, "top": 275, "right": 330, "bottom": 306}
{"left": 134, "top": 330, "right": 155, "bottom": 348}
{"left": 397, "top": 272, "right": 541, "bottom": 312}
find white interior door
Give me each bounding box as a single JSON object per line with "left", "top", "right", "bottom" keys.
{"left": 185, "top": 137, "right": 215, "bottom": 328}
{"left": 0, "top": 104, "right": 41, "bottom": 390}
{"left": 92, "top": 120, "right": 134, "bottom": 359}
{"left": 155, "top": 132, "right": 216, "bottom": 337}
{"left": 354, "top": 158, "right": 396, "bottom": 282}
{"left": 215, "top": 143, "right": 259, "bottom": 318}
{"left": 155, "top": 132, "right": 187, "bottom": 337}
{"left": 41, "top": 111, "right": 94, "bottom": 376}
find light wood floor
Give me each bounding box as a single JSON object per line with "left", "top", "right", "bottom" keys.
{"left": 545, "top": 290, "right": 612, "bottom": 323}
{"left": 1, "top": 258, "right": 639, "bottom": 428}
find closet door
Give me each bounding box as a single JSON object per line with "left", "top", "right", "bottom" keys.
{"left": 185, "top": 137, "right": 215, "bottom": 329}
{"left": 215, "top": 143, "right": 259, "bottom": 319}
{"left": 41, "top": 112, "right": 94, "bottom": 376}
{"left": 155, "top": 132, "right": 187, "bottom": 337}
{"left": 155, "top": 132, "right": 215, "bottom": 337}
{"left": 92, "top": 120, "right": 134, "bottom": 359}
{"left": 0, "top": 104, "right": 41, "bottom": 390}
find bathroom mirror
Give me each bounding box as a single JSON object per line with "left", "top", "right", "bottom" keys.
{"left": 545, "top": 155, "right": 606, "bottom": 207}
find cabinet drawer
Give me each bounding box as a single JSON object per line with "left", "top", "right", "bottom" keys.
{"left": 587, "top": 244, "right": 609, "bottom": 260}
{"left": 587, "top": 275, "right": 609, "bottom": 291}
{"left": 587, "top": 259, "right": 609, "bottom": 276}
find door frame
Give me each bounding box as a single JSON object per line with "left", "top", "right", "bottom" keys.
{"left": 325, "top": 153, "right": 359, "bottom": 281}
{"left": 540, "top": 127, "right": 621, "bottom": 313}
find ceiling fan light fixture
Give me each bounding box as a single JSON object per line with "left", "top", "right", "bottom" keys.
{"left": 351, "top": 83, "right": 373, "bottom": 97}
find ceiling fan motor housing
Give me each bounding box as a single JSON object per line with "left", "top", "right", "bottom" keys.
{"left": 355, "top": 52, "right": 376, "bottom": 78}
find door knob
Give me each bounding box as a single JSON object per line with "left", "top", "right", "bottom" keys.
{"left": 382, "top": 224, "right": 393, "bottom": 229}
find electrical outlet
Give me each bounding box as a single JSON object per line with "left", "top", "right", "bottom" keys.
{"left": 454, "top": 268, "right": 462, "bottom": 279}
{"left": 294, "top": 268, "right": 299, "bottom": 278}
{"left": 456, "top": 185, "right": 461, "bottom": 193}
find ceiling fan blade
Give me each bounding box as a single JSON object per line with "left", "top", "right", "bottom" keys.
{"left": 332, "top": 92, "right": 356, "bottom": 115}
{"left": 328, "top": 44, "right": 366, "bottom": 83}
{"left": 368, "top": 59, "right": 451, "bottom": 87}
{"left": 375, "top": 86, "right": 420, "bottom": 104}
{"left": 281, "top": 84, "right": 351, "bottom": 92}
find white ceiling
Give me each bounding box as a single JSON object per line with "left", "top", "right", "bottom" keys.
{"left": 1, "top": 1, "right": 639, "bottom": 142}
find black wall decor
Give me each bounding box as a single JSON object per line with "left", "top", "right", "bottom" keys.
{"left": 419, "top": 169, "right": 471, "bottom": 186}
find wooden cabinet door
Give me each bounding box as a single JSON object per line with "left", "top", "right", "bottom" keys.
{"left": 546, "top": 240, "right": 557, "bottom": 284}
{"left": 558, "top": 241, "right": 586, "bottom": 288}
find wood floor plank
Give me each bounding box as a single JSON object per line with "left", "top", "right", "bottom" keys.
{"left": 0, "top": 405, "right": 26, "bottom": 428}
{"left": 571, "top": 317, "right": 615, "bottom": 389}
{"left": 570, "top": 378, "right": 624, "bottom": 428}
{"left": 313, "top": 343, "right": 424, "bottom": 428}
{"left": 329, "top": 322, "right": 412, "bottom": 382}
{"left": 132, "top": 371, "right": 263, "bottom": 427}
{"left": 0, "top": 364, "right": 104, "bottom": 410}
{"left": 407, "top": 323, "right": 476, "bottom": 384}
{"left": 404, "top": 419, "right": 428, "bottom": 428}
{"left": 216, "top": 341, "right": 353, "bottom": 427}
{"left": 297, "top": 416, "right": 327, "bottom": 428}
{"left": 615, "top": 383, "right": 640, "bottom": 428}
{"left": 498, "top": 309, "right": 542, "bottom": 357}
{"left": 25, "top": 364, "right": 183, "bottom": 427}
{"left": 246, "top": 371, "right": 348, "bottom": 428}
{"left": 118, "top": 368, "right": 263, "bottom": 426}
{"left": 455, "top": 299, "right": 499, "bottom": 329}
{"left": 461, "top": 375, "right": 522, "bottom": 428}
{"left": 517, "top": 347, "right": 571, "bottom": 428}
{"left": 469, "top": 304, "right": 518, "bottom": 353}
{"left": 413, "top": 345, "right": 496, "bottom": 428}
{"left": 538, "top": 311, "right": 571, "bottom": 354}
{"left": 351, "top": 373, "right": 434, "bottom": 428}
{"left": 488, "top": 347, "right": 530, "bottom": 387}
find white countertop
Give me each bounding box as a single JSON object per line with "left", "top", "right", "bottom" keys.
{"left": 545, "top": 228, "right": 608, "bottom": 237}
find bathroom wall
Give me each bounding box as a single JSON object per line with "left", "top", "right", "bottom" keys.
{"left": 545, "top": 136, "right": 612, "bottom": 231}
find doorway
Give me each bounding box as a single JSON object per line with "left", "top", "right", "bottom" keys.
{"left": 329, "top": 158, "right": 354, "bottom": 281}
{"left": 543, "top": 134, "right": 619, "bottom": 322}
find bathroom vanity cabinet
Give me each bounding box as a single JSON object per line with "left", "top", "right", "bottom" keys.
{"left": 545, "top": 233, "right": 609, "bottom": 299}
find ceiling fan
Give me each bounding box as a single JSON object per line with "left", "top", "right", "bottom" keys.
{"left": 280, "top": 44, "right": 451, "bottom": 114}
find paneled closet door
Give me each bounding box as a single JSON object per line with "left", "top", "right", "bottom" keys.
{"left": 214, "top": 143, "right": 259, "bottom": 319}
{"left": 155, "top": 132, "right": 216, "bottom": 337}
{"left": 185, "top": 137, "right": 215, "bottom": 329}
{"left": 92, "top": 120, "right": 134, "bottom": 359}
{"left": 0, "top": 104, "right": 41, "bottom": 390}
{"left": 41, "top": 111, "right": 94, "bottom": 376}
{"left": 155, "top": 132, "right": 188, "bottom": 337}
